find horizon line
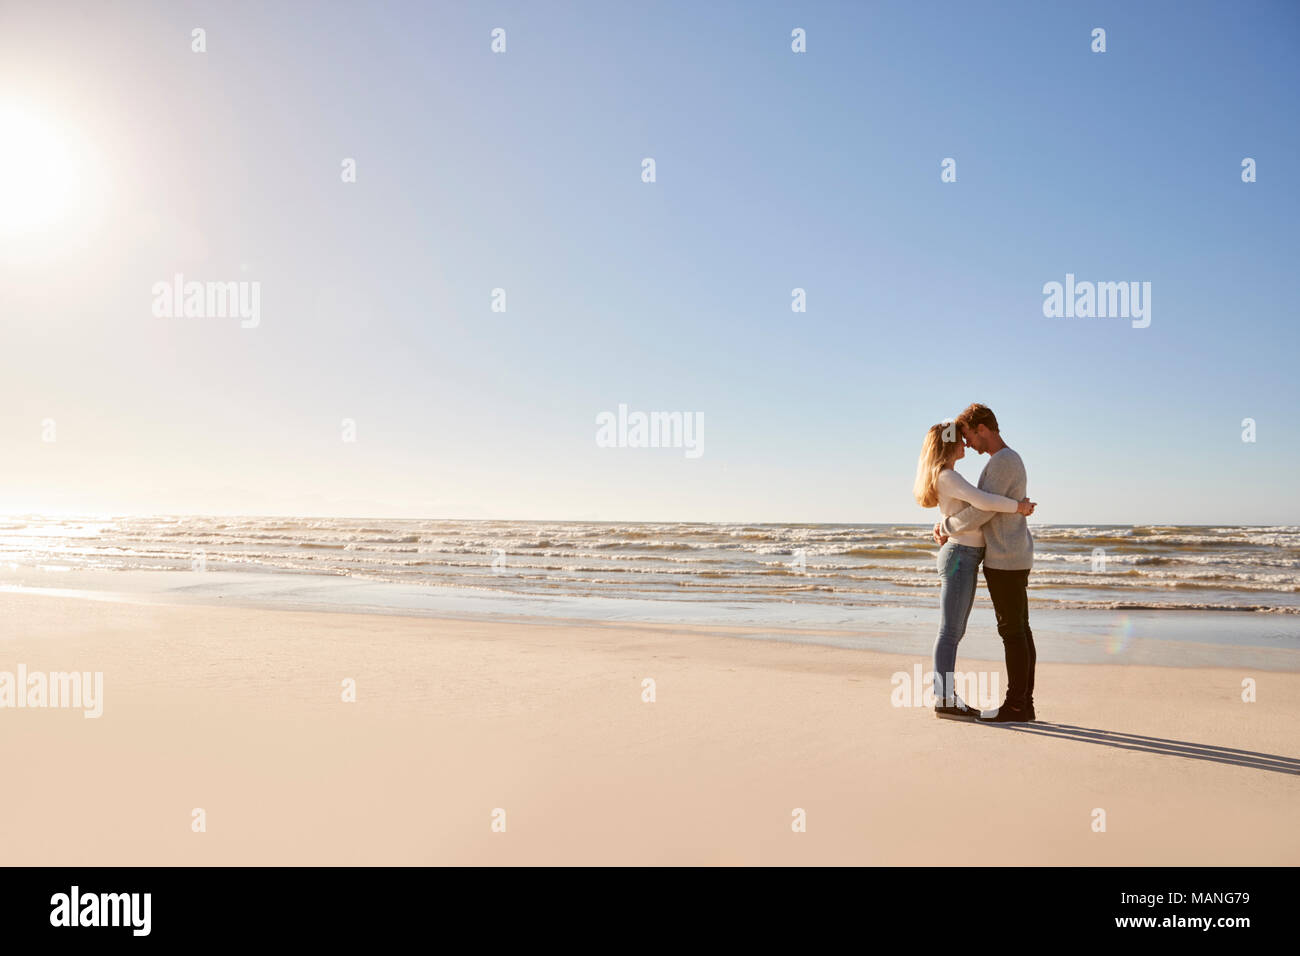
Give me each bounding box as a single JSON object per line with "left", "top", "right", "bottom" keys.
{"left": 0, "top": 512, "right": 1293, "bottom": 529}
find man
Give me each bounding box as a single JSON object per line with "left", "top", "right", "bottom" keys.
{"left": 933, "top": 403, "right": 1036, "bottom": 723}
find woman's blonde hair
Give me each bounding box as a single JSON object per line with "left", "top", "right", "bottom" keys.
{"left": 913, "top": 422, "right": 963, "bottom": 508}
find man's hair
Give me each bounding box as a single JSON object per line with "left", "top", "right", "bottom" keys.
{"left": 956, "top": 403, "right": 999, "bottom": 433}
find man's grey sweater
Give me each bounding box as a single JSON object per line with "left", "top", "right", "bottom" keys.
{"left": 939, "top": 447, "right": 1034, "bottom": 571}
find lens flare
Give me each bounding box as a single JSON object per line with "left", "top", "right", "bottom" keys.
{"left": 1105, "top": 615, "right": 1134, "bottom": 655}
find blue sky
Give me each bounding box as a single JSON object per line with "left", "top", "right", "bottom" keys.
{"left": 1, "top": 1, "right": 1297, "bottom": 523}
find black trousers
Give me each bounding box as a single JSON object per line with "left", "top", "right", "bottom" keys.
{"left": 983, "top": 567, "right": 1035, "bottom": 709}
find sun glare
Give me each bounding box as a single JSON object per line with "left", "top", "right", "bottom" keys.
{"left": 0, "top": 102, "right": 83, "bottom": 240}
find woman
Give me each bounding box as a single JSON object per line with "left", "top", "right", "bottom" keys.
{"left": 913, "top": 423, "right": 1035, "bottom": 719}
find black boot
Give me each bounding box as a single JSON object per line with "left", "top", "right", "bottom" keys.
{"left": 979, "top": 700, "right": 1032, "bottom": 723}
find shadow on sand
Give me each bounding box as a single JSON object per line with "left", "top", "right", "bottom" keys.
{"left": 986, "top": 721, "right": 1300, "bottom": 775}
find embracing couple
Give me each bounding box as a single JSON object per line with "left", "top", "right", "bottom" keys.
{"left": 913, "top": 403, "right": 1037, "bottom": 724}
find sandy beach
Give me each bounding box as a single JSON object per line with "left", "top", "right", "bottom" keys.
{"left": 2, "top": 590, "right": 1295, "bottom": 866}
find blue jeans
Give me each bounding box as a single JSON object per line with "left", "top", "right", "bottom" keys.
{"left": 933, "top": 541, "right": 984, "bottom": 705}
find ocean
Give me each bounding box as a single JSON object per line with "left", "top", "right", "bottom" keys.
{"left": 1, "top": 516, "right": 1296, "bottom": 614}
{"left": 3, "top": 516, "right": 1297, "bottom": 668}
